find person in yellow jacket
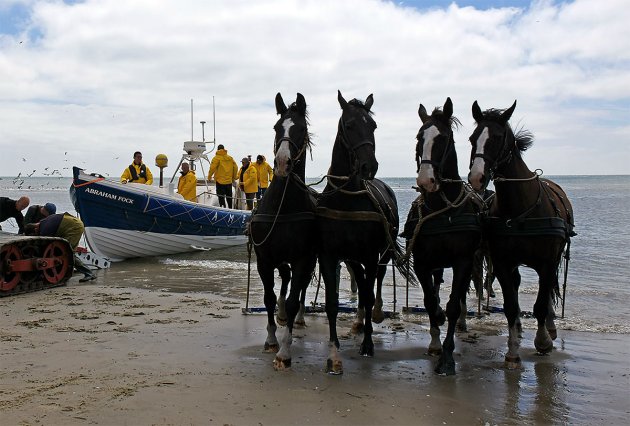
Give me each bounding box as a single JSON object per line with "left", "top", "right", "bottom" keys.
{"left": 208, "top": 144, "right": 239, "bottom": 208}
{"left": 177, "top": 163, "right": 197, "bottom": 202}
{"left": 121, "top": 151, "right": 153, "bottom": 185}
{"left": 254, "top": 154, "right": 274, "bottom": 199}
{"left": 238, "top": 157, "right": 258, "bottom": 210}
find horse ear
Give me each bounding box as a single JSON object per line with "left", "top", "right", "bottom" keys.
{"left": 418, "top": 104, "right": 429, "bottom": 123}
{"left": 338, "top": 90, "right": 348, "bottom": 110}
{"left": 472, "top": 100, "right": 483, "bottom": 123}
{"left": 275, "top": 93, "right": 287, "bottom": 115}
{"left": 443, "top": 97, "right": 453, "bottom": 119}
{"left": 296, "top": 93, "right": 306, "bottom": 116}
{"left": 365, "top": 94, "right": 374, "bottom": 111}
{"left": 500, "top": 100, "right": 517, "bottom": 124}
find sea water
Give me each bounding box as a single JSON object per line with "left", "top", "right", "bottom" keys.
{"left": 1, "top": 174, "right": 629, "bottom": 334}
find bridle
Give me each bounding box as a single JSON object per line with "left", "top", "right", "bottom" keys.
{"left": 470, "top": 121, "right": 514, "bottom": 181}
{"left": 273, "top": 117, "right": 310, "bottom": 169}
{"left": 416, "top": 123, "right": 455, "bottom": 183}
{"left": 337, "top": 111, "right": 376, "bottom": 178}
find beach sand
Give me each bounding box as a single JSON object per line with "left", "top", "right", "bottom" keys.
{"left": 1, "top": 276, "right": 628, "bottom": 425}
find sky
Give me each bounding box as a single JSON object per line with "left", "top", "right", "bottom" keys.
{"left": 0, "top": 0, "right": 628, "bottom": 179}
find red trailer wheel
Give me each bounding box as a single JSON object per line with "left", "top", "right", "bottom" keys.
{"left": 19, "top": 245, "right": 40, "bottom": 284}
{"left": 42, "top": 241, "right": 72, "bottom": 284}
{"left": 1, "top": 245, "right": 23, "bottom": 291}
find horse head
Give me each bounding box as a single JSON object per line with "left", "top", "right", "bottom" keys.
{"left": 467, "top": 100, "right": 518, "bottom": 191}
{"left": 336, "top": 90, "right": 378, "bottom": 180}
{"left": 415, "top": 97, "right": 460, "bottom": 193}
{"left": 274, "top": 92, "right": 310, "bottom": 178}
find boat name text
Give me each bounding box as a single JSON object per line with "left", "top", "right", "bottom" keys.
{"left": 85, "top": 188, "right": 134, "bottom": 204}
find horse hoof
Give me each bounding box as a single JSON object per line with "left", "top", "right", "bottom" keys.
{"left": 276, "top": 316, "right": 287, "bottom": 327}
{"left": 326, "top": 358, "right": 343, "bottom": 375}
{"left": 535, "top": 339, "right": 553, "bottom": 355}
{"left": 547, "top": 328, "right": 557, "bottom": 340}
{"left": 360, "top": 344, "right": 374, "bottom": 357}
{"left": 294, "top": 319, "right": 306, "bottom": 329}
{"left": 427, "top": 346, "right": 443, "bottom": 357}
{"left": 273, "top": 356, "right": 291, "bottom": 370}
{"left": 263, "top": 343, "right": 279, "bottom": 353}
{"left": 435, "top": 359, "right": 456, "bottom": 376}
{"left": 372, "top": 310, "right": 385, "bottom": 324}
{"left": 351, "top": 322, "right": 364, "bottom": 335}
{"left": 504, "top": 355, "right": 522, "bottom": 370}
{"left": 456, "top": 322, "right": 467, "bottom": 333}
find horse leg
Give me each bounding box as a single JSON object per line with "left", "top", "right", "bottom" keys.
{"left": 294, "top": 285, "right": 307, "bottom": 328}
{"left": 457, "top": 296, "right": 468, "bottom": 333}
{"left": 512, "top": 268, "right": 523, "bottom": 338}
{"left": 274, "top": 259, "right": 315, "bottom": 370}
{"left": 546, "top": 297, "right": 557, "bottom": 340}
{"left": 276, "top": 263, "right": 291, "bottom": 326}
{"left": 433, "top": 268, "right": 446, "bottom": 324}
{"left": 415, "top": 266, "right": 443, "bottom": 356}
{"left": 372, "top": 262, "right": 387, "bottom": 324}
{"left": 359, "top": 263, "right": 376, "bottom": 357}
{"left": 436, "top": 262, "right": 472, "bottom": 375}
{"left": 321, "top": 255, "right": 343, "bottom": 375}
{"left": 258, "top": 263, "right": 279, "bottom": 353}
{"left": 533, "top": 268, "right": 557, "bottom": 354}
{"left": 495, "top": 263, "right": 522, "bottom": 369}
{"left": 346, "top": 262, "right": 365, "bottom": 334}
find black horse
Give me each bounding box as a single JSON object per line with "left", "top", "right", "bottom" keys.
{"left": 316, "top": 91, "right": 404, "bottom": 375}
{"left": 249, "top": 93, "right": 317, "bottom": 370}
{"left": 468, "top": 100, "right": 575, "bottom": 369}
{"left": 402, "top": 97, "right": 482, "bottom": 375}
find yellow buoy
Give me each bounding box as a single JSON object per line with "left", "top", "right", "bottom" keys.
{"left": 155, "top": 154, "right": 168, "bottom": 168}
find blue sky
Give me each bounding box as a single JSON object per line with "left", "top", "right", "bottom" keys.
{"left": 0, "top": 0, "right": 628, "bottom": 177}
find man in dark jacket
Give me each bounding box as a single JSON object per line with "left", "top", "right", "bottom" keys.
{"left": 24, "top": 202, "right": 56, "bottom": 225}
{"left": 24, "top": 212, "right": 96, "bottom": 282}
{"left": 0, "top": 196, "right": 30, "bottom": 233}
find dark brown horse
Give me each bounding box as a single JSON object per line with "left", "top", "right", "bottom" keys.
{"left": 468, "top": 100, "right": 575, "bottom": 369}
{"left": 316, "top": 91, "right": 405, "bottom": 375}
{"left": 249, "top": 93, "right": 317, "bottom": 370}
{"left": 403, "top": 97, "right": 482, "bottom": 375}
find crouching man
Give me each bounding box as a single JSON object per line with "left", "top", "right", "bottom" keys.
{"left": 25, "top": 212, "right": 96, "bottom": 282}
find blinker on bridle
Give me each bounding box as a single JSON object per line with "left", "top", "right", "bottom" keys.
{"left": 470, "top": 122, "right": 513, "bottom": 180}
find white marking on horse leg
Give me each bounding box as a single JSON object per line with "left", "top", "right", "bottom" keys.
{"left": 352, "top": 306, "right": 365, "bottom": 334}
{"left": 294, "top": 303, "right": 306, "bottom": 327}
{"left": 428, "top": 326, "right": 442, "bottom": 355}
{"left": 417, "top": 125, "right": 439, "bottom": 192}
{"left": 276, "top": 294, "right": 287, "bottom": 325}
{"left": 327, "top": 342, "right": 343, "bottom": 375}
{"left": 505, "top": 323, "right": 522, "bottom": 368}
{"left": 469, "top": 127, "right": 489, "bottom": 191}
{"left": 264, "top": 323, "right": 279, "bottom": 352}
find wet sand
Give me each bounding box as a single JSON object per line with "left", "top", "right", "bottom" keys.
{"left": 1, "top": 276, "right": 629, "bottom": 426}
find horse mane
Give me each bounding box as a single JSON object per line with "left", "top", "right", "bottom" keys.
{"left": 348, "top": 98, "right": 375, "bottom": 116}
{"left": 287, "top": 101, "right": 315, "bottom": 153}
{"left": 431, "top": 107, "right": 462, "bottom": 130}
{"left": 480, "top": 108, "right": 534, "bottom": 152}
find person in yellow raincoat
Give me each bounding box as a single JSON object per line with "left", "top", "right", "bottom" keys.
{"left": 208, "top": 144, "right": 239, "bottom": 208}
{"left": 24, "top": 212, "right": 96, "bottom": 282}
{"left": 121, "top": 151, "right": 153, "bottom": 184}
{"left": 238, "top": 157, "right": 258, "bottom": 210}
{"left": 177, "top": 163, "right": 197, "bottom": 201}
{"left": 254, "top": 154, "right": 274, "bottom": 199}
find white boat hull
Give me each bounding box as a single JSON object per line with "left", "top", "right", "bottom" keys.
{"left": 84, "top": 227, "right": 247, "bottom": 262}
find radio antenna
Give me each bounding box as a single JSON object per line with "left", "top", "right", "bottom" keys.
{"left": 212, "top": 96, "right": 216, "bottom": 143}
{"left": 190, "top": 99, "right": 194, "bottom": 141}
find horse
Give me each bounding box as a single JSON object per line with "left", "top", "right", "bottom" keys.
{"left": 316, "top": 91, "right": 406, "bottom": 375}
{"left": 248, "top": 92, "right": 318, "bottom": 370}
{"left": 402, "top": 97, "right": 483, "bottom": 375}
{"left": 468, "top": 100, "right": 575, "bottom": 369}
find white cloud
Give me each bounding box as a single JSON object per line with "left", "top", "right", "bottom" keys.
{"left": 0, "top": 0, "right": 628, "bottom": 179}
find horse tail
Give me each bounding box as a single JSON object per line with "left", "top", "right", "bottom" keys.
{"left": 389, "top": 237, "right": 417, "bottom": 285}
